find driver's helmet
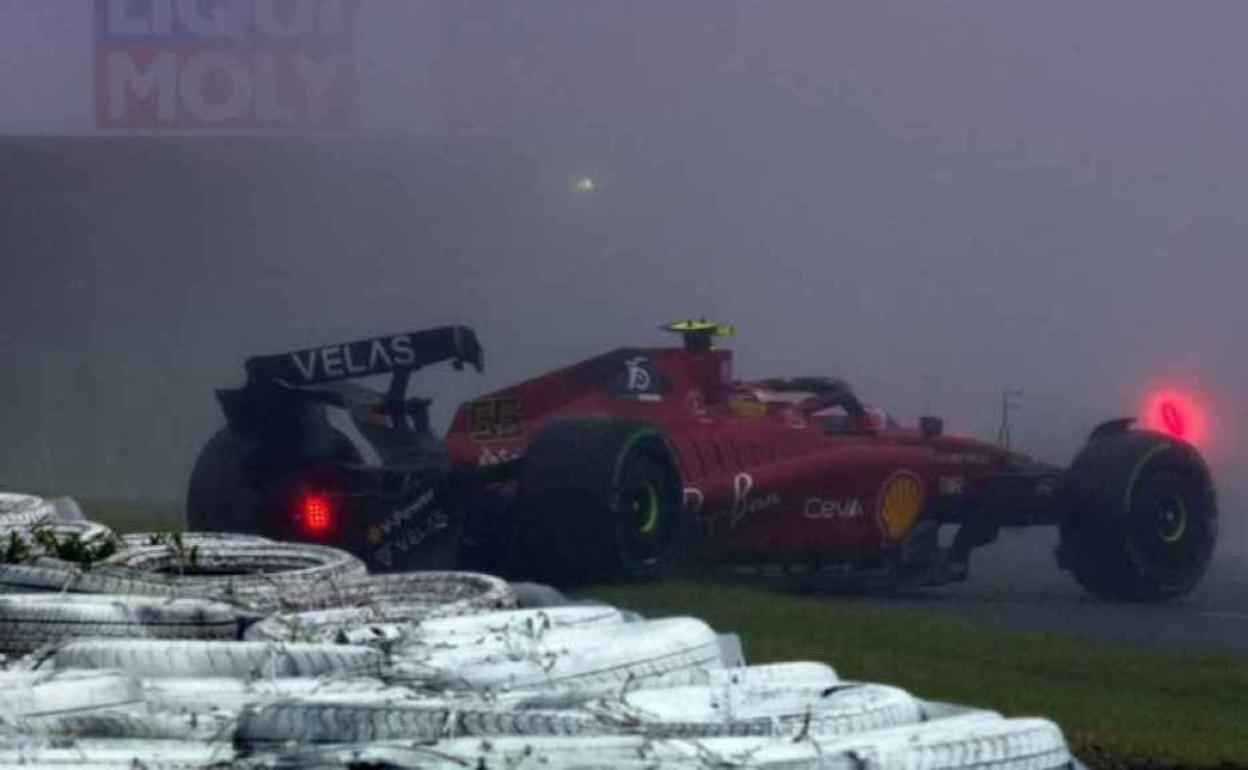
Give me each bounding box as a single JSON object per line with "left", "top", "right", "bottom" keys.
{"left": 863, "top": 406, "right": 894, "bottom": 430}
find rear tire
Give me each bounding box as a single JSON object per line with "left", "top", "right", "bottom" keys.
{"left": 185, "top": 427, "right": 360, "bottom": 535}
{"left": 1058, "top": 429, "right": 1216, "bottom": 601}
{"left": 511, "top": 419, "right": 681, "bottom": 586}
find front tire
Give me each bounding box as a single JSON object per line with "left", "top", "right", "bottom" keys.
{"left": 1058, "top": 429, "right": 1216, "bottom": 602}
{"left": 510, "top": 419, "right": 681, "bottom": 586}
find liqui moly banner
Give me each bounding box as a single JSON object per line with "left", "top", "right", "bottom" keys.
{"left": 0, "top": 0, "right": 441, "bottom": 135}
{"left": 96, "top": 0, "right": 359, "bottom": 131}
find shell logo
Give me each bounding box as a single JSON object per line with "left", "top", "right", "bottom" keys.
{"left": 877, "top": 471, "right": 925, "bottom": 541}
{"left": 729, "top": 397, "right": 768, "bottom": 420}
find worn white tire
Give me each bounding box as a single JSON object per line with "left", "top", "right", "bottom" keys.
{"left": 142, "top": 676, "right": 403, "bottom": 716}
{"left": 242, "top": 600, "right": 548, "bottom": 644}
{"left": 221, "top": 705, "right": 1069, "bottom": 770}
{"left": 297, "top": 604, "right": 629, "bottom": 652}
{"left": 671, "top": 713, "right": 1072, "bottom": 769}
{"left": 613, "top": 681, "right": 921, "bottom": 738}
{"left": 0, "top": 669, "right": 143, "bottom": 721}
{"left": 707, "top": 662, "right": 839, "bottom": 688}
{"left": 4, "top": 711, "right": 235, "bottom": 741}
{"left": 237, "top": 697, "right": 616, "bottom": 745}
{"left": 286, "top": 570, "right": 516, "bottom": 613}
{"left": 418, "top": 605, "right": 625, "bottom": 639}
{"left": 243, "top": 571, "right": 518, "bottom": 640}
{"left": 286, "top": 737, "right": 655, "bottom": 770}
{"left": 0, "top": 559, "right": 176, "bottom": 598}
{"left": 242, "top": 605, "right": 416, "bottom": 644}
{"left": 617, "top": 660, "right": 840, "bottom": 697}
{"left": 393, "top": 616, "right": 723, "bottom": 696}
{"left": 0, "top": 493, "right": 55, "bottom": 530}
{"left": 23, "top": 519, "right": 116, "bottom": 547}
{"left": 0, "top": 737, "right": 236, "bottom": 767}
{"left": 119, "top": 532, "right": 273, "bottom": 549}
{"left": 50, "top": 639, "right": 382, "bottom": 679}
{"left": 99, "top": 542, "right": 367, "bottom": 611}
{"left": 0, "top": 594, "right": 238, "bottom": 655}
{"left": 389, "top": 714, "right": 1069, "bottom": 770}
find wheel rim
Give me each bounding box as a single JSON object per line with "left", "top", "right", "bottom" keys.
{"left": 1156, "top": 495, "right": 1188, "bottom": 544}
{"left": 616, "top": 453, "right": 675, "bottom": 570}
{"left": 631, "top": 482, "right": 660, "bottom": 535}
{"left": 1128, "top": 471, "right": 1206, "bottom": 573}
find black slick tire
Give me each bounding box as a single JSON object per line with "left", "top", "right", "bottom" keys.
{"left": 511, "top": 419, "right": 680, "bottom": 586}
{"left": 1058, "top": 429, "right": 1216, "bottom": 601}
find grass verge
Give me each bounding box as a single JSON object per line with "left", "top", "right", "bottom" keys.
{"left": 74, "top": 498, "right": 182, "bottom": 533}
{"left": 585, "top": 580, "right": 1248, "bottom": 769}
{"left": 0, "top": 486, "right": 183, "bottom": 534}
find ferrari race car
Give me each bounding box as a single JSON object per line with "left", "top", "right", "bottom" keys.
{"left": 188, "top": 322, "right": 1218, "bottom": 602}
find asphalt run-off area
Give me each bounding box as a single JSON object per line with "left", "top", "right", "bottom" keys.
{"left": 811, "top": 529, "right": 1248, "bottom": 661}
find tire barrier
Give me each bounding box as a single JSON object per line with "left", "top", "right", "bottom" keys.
{"left": 119, "top": 532, "right": 274, "bottom": 548}
{"left": 237, "top": 698, "right": 619, "bottom": 745}
{"left": 233, "top": 717, "right": 1072, "bottom": 770}
{"left": 141, "top": 675, "right": 404, "bottom": 716}
{"left": 242, "top": 573, "right": 520, "bottom": 643}
{"left": 0, "top": 737, "right": 237, "bottom": 768}
{"left": 0, "top": 490, "right": 1079, "bottom": 769}
{"left": 0, "top": 669, "right": 144, "bottom": 721}
{"left": 30, "top": 519, "right": 115, "bottom": 547}
{"left": 0, "top": 559, "right": 173, "bottom": 598}
{"left": 0, "top": 493, "right": 56, "bottom": 532}
{"left": 605, "top": 681, "right": 923, "bottom": 738}
{"left": 5, "top": 710, "right": 228, "bottom": 741}
{"left": 0, "top": 595, "right": 239, "bottom": 655}
{"left": 390, "top": 616, "right": 724, "bottom": 696}
{"left": 277, "top": 570, "right": 517, "bottom": 614}
{"left": 416, "top": 604, "right": 627, "bottom": 639}
{"left": 98, "top": 541, "right": 369, "bottom": 611}
{"left": 50, "top": 639, "right": 384, "bottom": 679}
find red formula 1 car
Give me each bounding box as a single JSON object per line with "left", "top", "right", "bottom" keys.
{"left": 189, "top": 322, "right": 1217, "bottom": 602}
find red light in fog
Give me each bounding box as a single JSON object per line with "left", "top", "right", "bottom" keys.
{"left": 1159, "top": 400, "right": 1186, "bottom": 438}
{"left": 300, "top": 494, "right": 333, "bottom": 534}
{"left": 1143, "top": 390, "right": 1207, "bottom": 445}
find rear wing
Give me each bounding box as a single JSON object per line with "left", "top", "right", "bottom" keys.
{"left": 219, "top": 327, "right": 483, "bottom": 458}
{"left": 244, "top": 326, "right": 483, "bottom": 387}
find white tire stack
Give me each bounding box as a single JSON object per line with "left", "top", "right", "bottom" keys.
{"left": 238, "top": 715, "right": 1072, "bottom": 770}
{"left": 242, "top": 572, "right": 519, "bottom": 643}
{"left": 0, "top": 595, "right": 238, "bottom": 655}
{"left": 97, "top": 541, "right": 369, "bottom": 611}
{"left": 51, "top": 639, "right": 384, "bottom": 679}
{"left": 0, "top": 669, "right": 144, "bottom": 722}
{"left": 0, "top": 490, "right": 1081, "bottom": 769}
{"left": 390, "top": 616, "right": 725, "bottom": 696}
{"left": 0, "top": 493, "right": 57, "bottom": 533}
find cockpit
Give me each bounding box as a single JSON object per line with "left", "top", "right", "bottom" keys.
{"left": 731, "top": 377, "right": 896, "bottom": 433}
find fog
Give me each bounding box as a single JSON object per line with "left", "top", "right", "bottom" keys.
{"left": 1, "top": 1, "right": 1245, "bottom": 546}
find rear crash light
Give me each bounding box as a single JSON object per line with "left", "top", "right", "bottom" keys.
{"left": 299, "top": 493, "right": 334, "bottom": 535}
{"left": 1144, "top": 389, "right": 1207, "bottom": 446}
{"left": 1160, "top": 400, "right": 1185, "bottom": 438}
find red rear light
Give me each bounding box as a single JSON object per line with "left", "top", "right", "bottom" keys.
{"left": 1143, "top": 389, "right": 1207, "bottom": 445}
{"left": 1159, "top": 400, "right": 1185, "bottom": 438}
{"left": 299, "top": 493, "right": 333, "bottom": 534}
